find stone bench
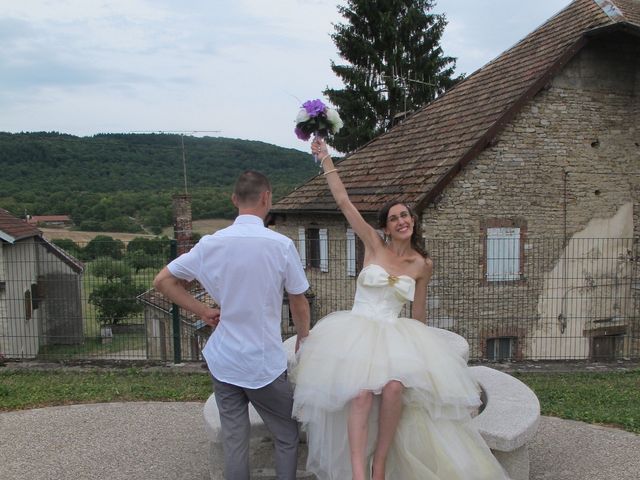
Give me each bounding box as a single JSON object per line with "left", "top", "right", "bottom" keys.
{"left": 204, "top": 331, "right": 539, "bottom": 479}
{"left": 470, "top": 366, "right": 541, "bottom": 480}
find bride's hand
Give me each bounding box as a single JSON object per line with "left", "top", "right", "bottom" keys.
{"left": 311, "top": 137, "right": 329, "bottom": 159}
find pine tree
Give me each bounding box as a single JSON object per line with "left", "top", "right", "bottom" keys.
{"left": 325, "top": 0, "right": 461, "bottom": 153}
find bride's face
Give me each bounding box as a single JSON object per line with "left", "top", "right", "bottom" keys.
{"left": 384, "top": 204, "right": 414, "bottom": 241}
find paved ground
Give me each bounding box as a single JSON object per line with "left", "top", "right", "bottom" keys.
{"left": 2, "top": 401, "right": 639, "bottom": 480}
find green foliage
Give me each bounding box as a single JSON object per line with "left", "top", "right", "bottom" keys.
{"left": 514, "top": 370, "right": 640, "bottom": 434}
{"left": 325, "top": 0, "right": 463, "bottom": 153}
{"left": 90, "top": 258, "right": 133, "bottom": 281}
{"left": 88, "top": 279, "right": 145, "bottom": 325}
{"left": 0, "top": 132, "right": 318, "bottom": 231}
{"left": 0, "top": 370, "right": 212, "bottom": 411}
{"left": 51, "top": 238, "right": 82, "bottom": 257}
{"left": 124, "top": 250, "right": 164, "bottom": 273}
{"left": 126, "top": 236, "right": 171, "bottom": 256}
{"left": 83, "top": 235, "right": 125, "bottom": 260}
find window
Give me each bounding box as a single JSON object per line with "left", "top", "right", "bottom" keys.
{"left": 486, "top": 337, "right": 515, "bottom": 360}
{"left": 482, "top": 220, "right": 526, "bottom": 283}
{"left": 300, "top": 227, "right": 328, "bottom": 272}
{"left": 591, "top": 335, "right": 624, "bottom": 360}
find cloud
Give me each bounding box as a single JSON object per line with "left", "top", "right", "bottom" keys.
{"left": 0, "top": 0, "right": 573, "bottom": 150}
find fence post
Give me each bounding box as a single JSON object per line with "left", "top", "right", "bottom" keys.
{"left": 169, "top": 240, "right": 182, "bottom": 364}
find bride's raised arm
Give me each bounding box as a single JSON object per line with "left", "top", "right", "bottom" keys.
{"left": 311, "top": 138, "right": 382, "bottom": 252}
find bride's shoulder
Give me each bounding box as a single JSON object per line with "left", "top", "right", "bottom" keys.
{"left": 415, "top": 255, "right": 433, "bottom": 280}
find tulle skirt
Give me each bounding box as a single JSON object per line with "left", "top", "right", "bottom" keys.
{"left": 291, "top": 311, "right": 509, "bottom": 480}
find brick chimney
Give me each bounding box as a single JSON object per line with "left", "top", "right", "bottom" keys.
{"left": 172, "top": 194, "right": 193, "bottom": 255}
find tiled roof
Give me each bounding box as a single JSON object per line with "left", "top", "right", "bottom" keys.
{"left": 274, "top": 0, "right": 639, "bottom": 214}
{"left": 137, "top": 281, "right": 219, "bottom": 333}
{"left": 0, "top": 208, "right": 41, "bottom": 243}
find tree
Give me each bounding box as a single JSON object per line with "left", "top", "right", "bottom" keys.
{"left": 124, "top": 250, "right": 164, "bottom": 273}
{"left": 88, "top": 280, "right": 144, "bottom": 325}
{"left": 51, "top": 238, "right": 82, "bottom": 258}
{"left": 90, "top": 258, "right": 133, "bottom": 281}
{"left": 88, "top": 257, "right": 144, "bottom": 325}
{"left": 325, "top": 0, "right": 462, "bottom": 153}
{"left": 83, "top": 235, "right": 125, "bottom": 260}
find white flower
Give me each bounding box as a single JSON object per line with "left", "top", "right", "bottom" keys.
{"left": 326, "top": 108, "right": 343, "bottom": 133}
{"left": 296, "top": 108, "right": 310, "bottom": 123}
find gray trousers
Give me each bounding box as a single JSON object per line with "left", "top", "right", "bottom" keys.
{"left": 212, "top": 371, "right": 299, "bottom": 480}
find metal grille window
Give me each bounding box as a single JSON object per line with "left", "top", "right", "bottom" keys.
{"left": 486, "top": 227, "right": 521, "bottom": 281}
{"left": 486, "top": 337, "right": 515, "bottom": 360}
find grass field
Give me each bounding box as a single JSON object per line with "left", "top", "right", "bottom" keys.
{"left": 39, "top": 218, "right": 233, "bottom": 244}
{"left": 1, "top": 368, "right": 638, "bottom": 434}
{"left": 161, "top": 218, "right": 232, "bottom": 237}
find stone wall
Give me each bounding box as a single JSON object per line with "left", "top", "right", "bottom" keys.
{"left": 423, "top": 35, "right": 639, "bottom": 359}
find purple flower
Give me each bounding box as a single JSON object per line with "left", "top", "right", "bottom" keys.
{"left": 302, "top": 99, "right": 326, "bottom": 117}
{"left": 294, "top": 126, "right": 311, "bottom": 141}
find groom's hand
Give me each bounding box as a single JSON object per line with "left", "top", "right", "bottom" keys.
{"left": 202, "top": 307, "right": 221, "bottom": 327}
{"left": 295, "top": 334, "right": 308, "bottom": 353}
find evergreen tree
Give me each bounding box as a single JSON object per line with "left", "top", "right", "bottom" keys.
{"left": 325, "top": 0, "right": 462, "bottom": 153}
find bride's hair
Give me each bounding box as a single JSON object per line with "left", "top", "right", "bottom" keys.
{"left": 377, "top": 201, "right": 428, "bottom": 258}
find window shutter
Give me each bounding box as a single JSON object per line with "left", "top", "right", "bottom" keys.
{"left": 487, "top": 227, "right": 520, "bottom": 281}
{"left": 319, "top": 229, "right": 329, "bottom": 272}
{"left": 297, "top": 227, "right": 306, "bottom": 268}
{"left": 346, "top": 229, "right": 356, "bottom": 276}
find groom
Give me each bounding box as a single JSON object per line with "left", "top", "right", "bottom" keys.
{"left": 154, "top": 170, "right": 310, "bottom": 480}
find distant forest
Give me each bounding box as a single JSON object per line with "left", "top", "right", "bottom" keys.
{"left": 0, "top": 132, "right": 319, "bottom": 233}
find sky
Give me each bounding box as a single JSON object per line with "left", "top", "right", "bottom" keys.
{"left": 0, "top": 0, "right": 573, "bottom": 153}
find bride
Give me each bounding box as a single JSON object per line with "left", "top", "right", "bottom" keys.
{"left": 291, "top": 137, "right": 509, "bottom": 479}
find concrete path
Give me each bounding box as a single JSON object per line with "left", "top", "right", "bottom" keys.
{"left": 2, "top": 402, "right": 639, "bottom": 480}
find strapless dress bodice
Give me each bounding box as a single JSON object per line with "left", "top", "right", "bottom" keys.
{"left": 351, "top": 264, "right": 416, "bottom": 321}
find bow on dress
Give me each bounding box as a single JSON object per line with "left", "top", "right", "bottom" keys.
{"left": 359, "top": 265, "right": 415, "bottom": 302}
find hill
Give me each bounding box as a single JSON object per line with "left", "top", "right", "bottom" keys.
{"left": 0, "top": 132, "right": 318, "bottom": 233}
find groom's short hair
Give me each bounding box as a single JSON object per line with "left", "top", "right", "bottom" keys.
{"left": 234, "top": 170, "right": 271, "bottom": 206}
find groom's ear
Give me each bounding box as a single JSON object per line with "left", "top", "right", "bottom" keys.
{"left": 260, "top": 190, "right": 271, "bottom": 206}
{"left": 231, "top": 193, "right": 239, "bottom": 208}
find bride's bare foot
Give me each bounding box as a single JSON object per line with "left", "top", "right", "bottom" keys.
{"left": 371, "top": 462, "right": 385, "bottom": 480}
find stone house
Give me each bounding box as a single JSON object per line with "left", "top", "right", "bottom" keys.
{"left": 0, "top": 208, "right": 84, "bottom": 358}
{"left": 272, "top": 0, "right": 640, "bottom": 361}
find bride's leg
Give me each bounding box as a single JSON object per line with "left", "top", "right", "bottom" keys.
{"left": 348, "top": 390, "right": 373, "bottom": 480}
{"left": 372, "top": 380, "right": 404, "bottom": 480}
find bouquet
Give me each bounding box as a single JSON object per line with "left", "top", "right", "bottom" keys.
{"left": 294, "top": 99, "right": 343, "bottom": 142}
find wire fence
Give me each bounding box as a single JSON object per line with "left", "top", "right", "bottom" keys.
{"left": 1, "top": 236, "right": 638, "bottom": 363}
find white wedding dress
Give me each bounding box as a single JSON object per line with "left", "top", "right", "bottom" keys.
{"left": 292, "top": 264, "right": 509, "bottom": 480}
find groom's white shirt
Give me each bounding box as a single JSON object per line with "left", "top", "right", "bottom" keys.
{"left": 167, "top": 214, "right": 309, "bottom": 388}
